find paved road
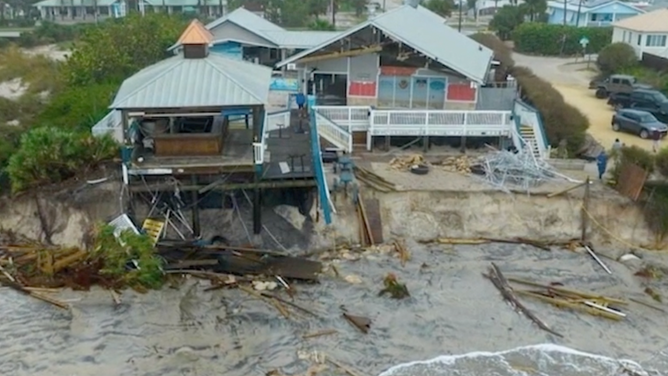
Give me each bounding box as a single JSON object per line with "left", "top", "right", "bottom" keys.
{"left": 512, "top": 53, "right": 595, "bottom": 86}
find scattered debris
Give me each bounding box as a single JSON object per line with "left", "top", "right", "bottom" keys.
{"left": 437, "top": 155, "right": 477, "bottom": 174}
{"left": 353, "top": 166, "right": 397, "bottom": 192}
{"left": 584, "top": 243, "right": 612, "bottom": 274}
{"left": 433, "top": 236, "right": 579, "bottom": 251}
{"left": 393, "top": 239, "right": 410, "bottom": 266}
{"left": 378, "top": 273, "right": 410, "bottom": 299}
{"left": 327, "top": 355, "right": 366, "bottom": 376}
{"left": 480, "top": 150, "right": 577, "bottom": 193}
{"left": 509, "top": 277, "right": 627, "bottom": 321}
{"left": 484, "top": 263, "right": 563, "bottom": 337}
{"left": 644, "top": 287, "right": 662, "bottom": 303}
{"left": 629, "top": 297, "right": 666, "bottom": 313}
{"left": 302, "top": 329, "right": 338, "bottom": 339}
{"left": 342, "top": 312, "right": 372, "bottom": 334}
{"left": 344, "top": 274, "right": 362, "bottom": 284}
{"left": 390, "top": 154, "right": 427, "bottom": 170}
{"left": 635, "top": 266, "right": 663, "bottom": 280}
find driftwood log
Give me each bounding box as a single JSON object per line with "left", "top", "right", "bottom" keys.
{"left": 483, "top": 263, "right": 563, "bottom": 338}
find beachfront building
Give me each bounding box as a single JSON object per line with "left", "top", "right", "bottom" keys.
{"left": 108, "top": 19, "right": 321, "bottom": 235}
{"left": 545, "top": 0, "right": 645, "bottom": 27}
{"left": 611, "top": 8, "right": 668, "bottom": 59}
{"left": 32, "top": 0, "right": 226, "bottom": 21}
{"left": 273, "top": 4, "right": 545, "bottom": 155}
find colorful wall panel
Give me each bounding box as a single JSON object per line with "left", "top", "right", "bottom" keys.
{"left": 348, "top": 81, "right": 377, "bottom": 97}
{"left": 447, "top": 83, "right": 477, "bottom": 102}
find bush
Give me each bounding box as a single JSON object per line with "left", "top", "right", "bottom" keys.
{"left": 37, "top": 83, "right": 119, "bottom": 132}
{"left": 469, "top": 32, "right": 515, "bottom": 80}
{"left": 512, "top": 23, "right": 612, "bottom": 56}
{"left": 655, "top": 148, "right": 668, "bottom": 177}
{"left": 6, "top": 127, "right": 118, "bottom": 193}
{"left": 93, "top": 225, "right": 165, "bottom": 289}
{"left": 596, "top": 42, "right": 638, "bottom": 76}
{"left": 512, "top": 66, "right": 589, "bottom": 154}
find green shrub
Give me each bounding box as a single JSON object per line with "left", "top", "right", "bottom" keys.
{"left": 6, "top": 127, "right": 118, "bottom": 193}
{"left": 469, "top": 32, "right": 515, "bottom": 80}
{"left": 512, "top": 66, "right": 589, "bottom": 154}
{"left": 37, "top": 83, "right": 119, "bottom": 132}
{"left": 655, "top": 147, "right": 668, "bottom": 177}
{"left": 93, "top": 225, "right": 165, "bottom": 290}
{"left": 610, "top": 145, "right": 655, "bottom": 182}
{"left": 596, "top": 42, "right": 638, "bottom": 76}
{"left": 512, "top": 23, "right": 612, "bottom": 56}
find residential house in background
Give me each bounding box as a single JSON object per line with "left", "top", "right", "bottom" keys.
{"left": 612, "top": 8, "right": 668, "bottom": 59}
{"left": 545, "top": 0, "right": 645, "bottom": 27}
{"left": 33, "top": 0, "right": 226, "bottom": 21}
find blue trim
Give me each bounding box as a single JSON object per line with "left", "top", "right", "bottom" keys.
{"left": 310, "top": 109, "right": 332, "bottom": 225}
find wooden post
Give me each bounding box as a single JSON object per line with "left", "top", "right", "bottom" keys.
{"left": 253, "top": 185, "right": 262, "bottom": 235}
{"left": 422, "top": 136, "right": 429, "bottom": 153}
{"left": 581, "top": 176, "right": 590, "bottom": 241}
{"left": 191, "top": 175, "right": 201, "bottom": 237}
{"left": 384, "top": 135, "right": 390, "bottom": 151}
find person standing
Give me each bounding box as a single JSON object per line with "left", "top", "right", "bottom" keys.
{"left": 612, "top": 138, "right": 622, "bottom": 152}
{"left": 295, "top": 92, "right": 306, "bottom": 118}
{"left": 597, "top": 151, "right": 608, "bottom": 180}
{"left": 652, "top": 129, "right": 661, "bottom": 153}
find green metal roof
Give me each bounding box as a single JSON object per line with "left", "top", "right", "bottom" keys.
{"left": 110, "top": 52, "right": 272, "bottom": 109}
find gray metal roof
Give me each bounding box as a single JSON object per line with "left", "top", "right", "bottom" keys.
{"left": 206, "top": 8, "right": 284, "bottom": 34}
{"left": 110, "top": 53, "right": 272, "bottom": 109}
{"left": 276, "top": 5, "right": 493, "bottom": 84}
{"left": 261, "top": 30, "right": 342, "bottom": 49}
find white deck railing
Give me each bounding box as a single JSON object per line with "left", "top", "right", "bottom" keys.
{"left": 313, "top": 106, "right": 370, "bottom": 132}
{"left": 315, "top": 112, "right": 353, "bottom": 152}
{"left": 265, "top": 109, "right": 290, "bottom": 133}
{"left": 369, "top": 110, "right": 513, "bottom": 137}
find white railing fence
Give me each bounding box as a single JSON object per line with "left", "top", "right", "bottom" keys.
{"left": 312, "top": 106, "right": 370, "bottom": 132}
{"left": 265, "top": 110, "right": 291, "bottom": 133}
{"left": 315, "top": 112, "right": 353, "bottom": 152}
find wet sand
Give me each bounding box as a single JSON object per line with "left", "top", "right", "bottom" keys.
{"left": 1, "top": 241, "right": 667, "bottom": 376}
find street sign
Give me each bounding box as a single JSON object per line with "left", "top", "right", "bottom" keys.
{"left": 580, "top": 37, "right": 590, "bottom": 47}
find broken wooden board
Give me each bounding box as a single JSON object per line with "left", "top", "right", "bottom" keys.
{"left": 361, "top": 197, "right": 383, "bottom": 245}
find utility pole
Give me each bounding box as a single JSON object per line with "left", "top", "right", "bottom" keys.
{"left": 458, "top": 0, "right": 462, "bottom": 32}
{"left": 575, "top": 0, "right": 583, "bottom": 27}
{"left": 563, "top": 0, "right": 567, "bottom": 25}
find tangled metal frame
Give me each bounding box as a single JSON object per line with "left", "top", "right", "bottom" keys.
{"left": 480, "top": 148, "right": 577, "bottom": 193}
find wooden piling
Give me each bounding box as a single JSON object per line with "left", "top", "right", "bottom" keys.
{"left": 581, "top": 176, "right": 590, "bottom": 241}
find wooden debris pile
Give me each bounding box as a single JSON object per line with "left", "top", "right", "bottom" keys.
{"left": 437, "top": 155, "right": 477, "bottom": 174}
{"left": 389, "top": 154, "right": 427, "bottom": 170}
{"left": 509, "top": 277, "right": 628, "bottom": 321}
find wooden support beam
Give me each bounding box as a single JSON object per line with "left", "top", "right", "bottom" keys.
{"left": 191, "top": 175, "right": 201, "bottom": 237}
{"left": 130, "top": 179, "right": 317, "bottom": 193}
{"left": 297, "top": 46, "right": 383, "bottom": 64}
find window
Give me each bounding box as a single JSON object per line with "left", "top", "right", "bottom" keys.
{"left": 639, "top": 114, "right": 657, "bottom": 123}
{"left": 646, "top": 35, "right": 667, "bottom": 47}
{"left": 638, "top": 34, "right": 642, "bottom": 46}
{"left": 622, "top": 31, "right": 627, "bottom": 42}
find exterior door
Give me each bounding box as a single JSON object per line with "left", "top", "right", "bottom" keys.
{"left": 411, "top": 77, "right": 428, "bottom": 109}
{"left": 428, "top": 78, "right": 446, "bottom": 109}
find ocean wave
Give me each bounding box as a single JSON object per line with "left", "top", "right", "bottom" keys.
{"left": 379, "top": 344, "right": 655, "bottom": 376}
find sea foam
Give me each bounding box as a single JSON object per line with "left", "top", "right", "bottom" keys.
{"left": 379, "top": 343, "right": 654, "bottom": 376}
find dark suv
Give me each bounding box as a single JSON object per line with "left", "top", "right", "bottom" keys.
{"left": 611, "top": 109, "right": 668, "bottom": 139}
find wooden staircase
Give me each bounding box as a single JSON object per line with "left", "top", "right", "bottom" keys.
{"left": 519, "top": 125, "right": 542, "bottom": 159}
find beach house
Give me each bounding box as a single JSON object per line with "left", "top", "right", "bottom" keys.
{"left": 546, "top": 0, "right": 645, "bottom": 27}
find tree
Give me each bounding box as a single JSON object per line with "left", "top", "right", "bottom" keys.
{"left": 308, "top": 19, "right": 335, "bottom": 30}
{"left": 489, "top": 4, "right": 524, "bottom": 40}
{"left": 467, "top": 0, "right": 477, "bottom": 20}
{"left": 307, "top": 0, "right": 328, "bottom": 19}
{"left": 423, "top": 0, "right": 455, "bottom": 17}
{"left": 62, "top": 13, "right": 187, "bottom": 86}
{"left": 520, "top": 0, "right": 546, "bottom": 21}
{"left": 276, "top": 0, "right": 309, "bottom": 28}
{"left": 596, "top": 42, "right": 638, "bottom": 76}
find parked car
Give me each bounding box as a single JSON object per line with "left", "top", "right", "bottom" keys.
{"left": 608, "top": 89, "right": 668, "bottom": 122}
{"left": 590, "top": 74, "right": 651, "bottom": 99}
{"left": 611, "top": 109, "right": 668, "bottom": 139}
